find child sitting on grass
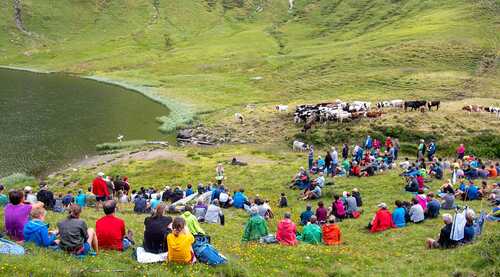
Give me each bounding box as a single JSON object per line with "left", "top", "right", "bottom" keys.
{"left": 279, "top": 192, "right": 288, "bottom": 208}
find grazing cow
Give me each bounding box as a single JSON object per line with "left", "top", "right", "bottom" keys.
{"left": 427, "top": 101, "right": 440, "bottom": 111}
{"left": 292, "top": 140, "right": 308, "bottom": 151}
{"left": 302, "top": 114, "right": 318, "bottom": 133}
{"left": 350, "top": 111, "right": 365, "bottom": 120}
{"left": 404, "top": 100, "right": 427, "bottom": 112}
{"left": 390, "top": 99, "right": 404, "bottom": 108}
{"left": 366, "top": 110, "right": 383, "bottom": 118}
{"left": 276, "top": 105, "right": 289, "bottom": 112}
{"left": 462, "top": 105, "right": 483, "bottom": 114}
{"left": 234, "top": 113, "right": 244, "bottom": 123}
{"left": 336, "top": 111, "right": 351, "bottom": 123}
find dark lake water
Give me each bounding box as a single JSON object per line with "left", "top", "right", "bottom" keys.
{"left": 0, "top": 68, "right": 169, "bottom": 177}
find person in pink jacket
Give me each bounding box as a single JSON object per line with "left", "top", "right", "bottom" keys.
{"left": 276, "top": 212, "right": 297, "bottom": 246}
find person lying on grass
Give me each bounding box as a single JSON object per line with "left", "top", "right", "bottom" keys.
{"left": 297, "top": 216, "right": 322, "bottom": 244}
{"left": 242, "top": 206, "right": 269, "bottom": 242}
{"left": 96, "top": 200, "right": 134, "bottom": 251}
{"left": 23, "top": 206, "right": 59, "bottom": 247}
{"left": 4, "top": 189, "right": 44, "bottom": 242}
{"left": 58, "top": 204, "right": 99, "bottom": 256}
{"left": 276, "top": 212, "right": 297, "bottom": 246}
{"left": 167, "top": 217, "right": 195, "bottom": 264}
{"left": 322, "top": 216, "right": 341, "bottom": 245}
{"left": 426, "top": 214, "right": 457, "bottom": 249}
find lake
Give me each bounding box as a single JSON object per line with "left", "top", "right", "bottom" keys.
{"left": 0, "top": 68, "right": 170, "bottom": 177}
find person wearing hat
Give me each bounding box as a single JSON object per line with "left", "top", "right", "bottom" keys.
{"left": 92, "top": 172, "right": 110, "bottom": 211}
{"left": 242, "top": 206, "right": 268, "bottom": 242}
{"left": 0, "top": 184, "right": 8, "bottom": 206}
{"left": 369, "top": 202, "right": 395, "bottom": 233}
{"left": 24, "top": 186, "right": 37, "bottom": 204}
{"left": 36, "top": 182, "right": 55, "bottom": 210}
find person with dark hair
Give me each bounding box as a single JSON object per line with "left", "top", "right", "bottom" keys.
{"left": 315, "top": 201, "right": 328, "bottom": 224}
{"left": 409, "top": 198, "right": 425, "bottom": 223}
{"left": 62, "top": 191, "right": 74, "bottom": 207}
{"left": 426, "top": 192, "right": 440, "bottom": 218}
{"left": 4, "top": 190, "right": 43, "bottom": 241}
{"left": 392, "top": 200, "right": 406, "bottom": 228}
{"left": 279, "top": 192, "right": 288, "bottom": 208}
{"left": 143, "top": 204, "right": 172, "bottom": 254}
{"left": 95, "top": 200, "right": 134, "bottom": 251}
{"left": 134, "top": 192, "right": 149, "bottom": 213}
{"left": 0, "top": 184, "right": 8, "bottom": 206}
{"left": 167, "top": 217, "right": 195, "bottom": 264}
{"left": 92, "top": 172, "right": 109, "bottom": 212}
{"left": 36, "top": 182, "right": 55, "bottom": 210}
{"left": 276, "top": 212, "right": 297, "bottom": 246}
{"left": 300, "top": 204, "right": 313, "bottom": 225}
{"left": 58, "top": 204, "right": 98, "bottom": 255}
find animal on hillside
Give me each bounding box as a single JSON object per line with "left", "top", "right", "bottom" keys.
{"left": 420, "top": 106, "right": 426, "bottom": 113}
{"left": 366, "top": 110, "right": 383, "bottom": 118}
{"left": 404, "top": 100, "right": 427, "bottom": 112}
{"left": 289, "top": 0, "right": 294, "bottom": 10}
{"left": 117, "top": 134, "right": 124, "bottom": 142}
{"left": 485, "top": 106, "right": 500, "bottom": 119}
{"left": 427, "top": 101, "right": 441, "bottom": 111}
{"left": 276, "top": 105, "right": 289, "bottom": 112}
{"left": 302, "top": 114, "right": 318, "bottom": 133}
{"left": 390, "top": 99, "right": 404, "bottom": 108}
{"left": 292, "top": 140, "right": 308, "bottom": 151}
{"left": 350, "top": 111, "right": 366, "bottom": 120}
{"left": 234, "top": 113, "right": 244, "bottom": 124}
{"left": 462, "top": 105, "right": 483, "bottom": 114}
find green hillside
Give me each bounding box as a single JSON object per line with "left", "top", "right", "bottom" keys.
{"left": 0, "top": 1, "right": 499, "bottom": 276}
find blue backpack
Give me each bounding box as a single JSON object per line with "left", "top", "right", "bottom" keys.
{"left": 0, "top": 238, "right": 25, "bottom": 256}
{"left": 192, "top": 236, "right": 227, "bottom": 266}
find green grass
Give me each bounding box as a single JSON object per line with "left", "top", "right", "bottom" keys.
{"left": 0, "top": 146, "right": 499, "bottom": 276}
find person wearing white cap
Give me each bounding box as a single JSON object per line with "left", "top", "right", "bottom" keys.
{"left": 92, "top": 172, "right": 110, "bottom": 211}
{"left": 368, "top": 202, "right": 395, "bottom": 233}
{"left": 24, "top": 186, "right": 37, "bottom": 204}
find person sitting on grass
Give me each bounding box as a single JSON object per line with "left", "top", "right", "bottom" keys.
{"left": 75, "top": 189, "right": 87, "bottom": 208}
{"left": 96, "top": 200, "right": 134, "bottom": 251}
{"left": 392, "top": 200, "right": 406, "bottom": 228}
{"left": 289, "top": 167, "right": 310, "bottom": 190}
{"left": 426, "top": 192, "right": 440, "bottom": 218}
{"left": 465, "top": 181, "right": 480, "bottom": 201}
{"left": 23, "top": 206, "right": 59, "bottom": 247}
{"left": 331, "top": 195, "right": 346, "bottom": 220}
{"left": 205, "top": 199, "right": 224, "bottom": 225}
{"left": 279, "top": 192, "right": 288, "bottom": 208}
{"left": 167, "top": 217, "right": 195, "bottom": 264}
{"left": 409, "top": 198, "right": 425, "bottom": 224}
{"left": 297, "top": 216, "right": 322, "bottom": 244}
{"left": 133, "top": 192, "right": 149, "bottom": 213}
{"left": 233, "top": 188, "right": 248, "bottom": 209}
{"left": 242, "top": 206, "right": 269, "bottom": 242}
{"left": 345, "top": 192, "right": 360, "bottom": 217}
{"left": 193, "top": 200, "right": 208, "bottom": 222}
{"left": 303, "top": 183, "right": 321, "bottom": 200}
{"left": 300, "top": 204, "right": 314, "bottom": 226}
{"left": 315, "top": 201, "right": 328, "bottom": 224}
{"left": 426, "top": 214, "right": 457, "bottom": 249}
{"left": 322, "top": 216, "right": 341, "bottom": 245}
{"left": 369, "top": 203, "right": 395, "bottom": 233}
{"left": 143, "top": 204, "right": 172, "bottom": 254}
{"left": 4, "top": 190, "right": 44, "bottom": 241}
{"left": 462, "top": 210, "right": 476, "bottom": 244}
{"left": 58, "top": 204, "right": 99, "bottom": 256}
{"left": 276, "top": 212, "right": 297, "bottom": 246}
{"left": 181, "top": 206, "right": 206, "bottom": 236}
{"left": 36, "top": 182, "right": 55, "bottom": 210}
{"left": 314, "top": 172, "right": 325, "bottom": 188}
{"left": 350, "top": 161, "right": 361, "bottom": 177}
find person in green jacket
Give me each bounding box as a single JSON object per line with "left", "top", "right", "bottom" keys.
{"left": 297, "top": 216, "right": 322, "bottom": 244}
{"left": 242, "top": 206, "right": 269, "bottom": 242}
{"left": 181, "top": 206, "right": 206, "bottom": 235}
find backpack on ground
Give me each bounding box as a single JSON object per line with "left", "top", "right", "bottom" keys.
{"left": 192, "top": 238, "right": 227, "bottom": 266}
{"left": 0, "top": 238, "right": 25, "bottom": 256}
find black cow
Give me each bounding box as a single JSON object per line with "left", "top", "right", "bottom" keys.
{"left": 404, "top": 100, "right": 427, "bottom": 112}
{"left": 427, "top": 101, "right": 440, "bottom": 111}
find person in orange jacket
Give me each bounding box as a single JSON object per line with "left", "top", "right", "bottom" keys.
{"left": 322, "top": 216, "right": 341, "bottom": 245}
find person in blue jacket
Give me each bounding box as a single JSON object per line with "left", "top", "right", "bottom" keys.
{"left": 23, "top": 207, "right": 58, "bottom": 247}
{"left": 392, "top": 200, "right": 406, "bottom": 228}
{"left": 427, "top": 141, "right": 437, "bottom": 161}
{"left": 233, "top": 189, "right": 248, "bottom": 209}
{"left": 365, "top": 135, "right": 372, "bottom": 150}
{"left": 300, "top": 204, "right": 314, "bottom": 226}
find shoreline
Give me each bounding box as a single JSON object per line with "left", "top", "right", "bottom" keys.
{"left": 0, "top": 65, "right": 195, "bottom": 133}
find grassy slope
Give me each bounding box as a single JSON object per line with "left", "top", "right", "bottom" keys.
{"left": 0, "top": 0, "right": 500, "bottom": 276}
{"left": 0, "top": 146, "right": 499, "bottom": 276}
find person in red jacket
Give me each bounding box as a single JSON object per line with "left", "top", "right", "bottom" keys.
{"left": 95, "top": 200, "right": 134, "bottom": 251}
{"left": 369, "top": 203, "right": 395, "bottom": 233}
{"left": 322, "top": 216, "right": 342, "bottom": 245}
{"left": 276, "top": 212, "right": 297, "bottom": 246}
{"left": 92, "top": 172, "right": 109, "bottom": 211}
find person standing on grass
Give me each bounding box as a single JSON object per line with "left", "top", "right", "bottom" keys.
{"left": 167, "top": 217, "right": 195, "bottom": 264}
{"left": 456, "top": 144, "right": 465, "bottom": 160}
{"left": 393, "top": 138, "right": 400, "bottom": 160}
{"left": 308, "top": 146, "right": 314, "bottom": 171}
{"left": 324, "top": 150, "right": 333, "bottom": 177}
{"left": 276, "top": 212, "right": 297, "bottom": 246}
{"left": 342, "top": 143, "right": 349, "bottom": 160}
{"left": 331, "top": 147, "right": 339, "bottom": 176}
{"left": 92, "top": 172, "right": 109, "bottom": 212}
{"left": 427, "top": 140, "right": 437, "bottom": 161}
{"left": 242, "top": 206, "right": 269, "bottom": 242}
{"left": 417, "top": 139, "right": 425, "bottom": 160}
{"left": 365, "top": 135, "right": 372, "bottom": 150}
{"left": 4, "top": 190, "right": 44, "bottom": 241}
{"left": 58, "top": 204, "right": 99, "bottom": 256}
{"left": 95, "top": 200, "right": 134, "bottom": 251}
